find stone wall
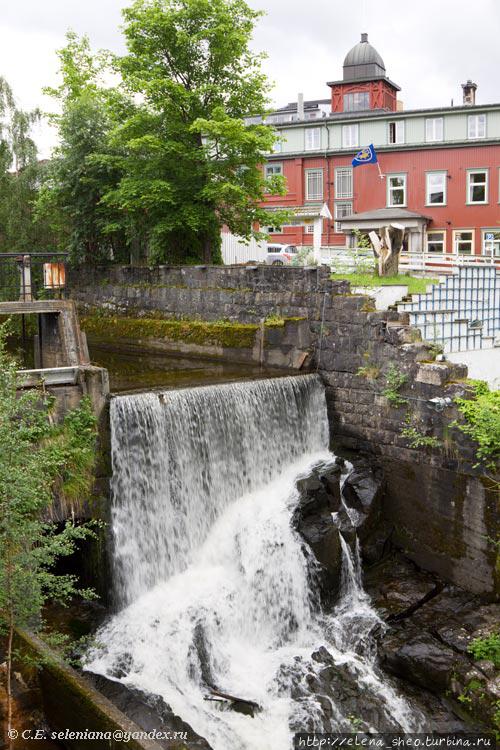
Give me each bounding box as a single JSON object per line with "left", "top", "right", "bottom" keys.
{"left": 71, "top": 265, "right": 499, "bottom": 598}
{"left": 69, "top": 264, "right": 348, "bottom": 322}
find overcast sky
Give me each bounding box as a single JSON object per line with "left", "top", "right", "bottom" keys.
{"left": 1, "top": 0, "right": 498, "bottom": 156}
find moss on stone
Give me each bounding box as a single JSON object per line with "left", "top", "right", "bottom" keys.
{"left": 81, "top": 313, "right": 259, "bottom": 349}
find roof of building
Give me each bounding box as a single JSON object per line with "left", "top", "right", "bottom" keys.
{"left": 342, "top": 33, "right": 390, "bottom": 83}
{"left": 275, "top": 99, "right": 330, "bottom": 112}
{"left": 344, "top": 33, "right": 385, "bottom": 71}
{"left": 341, "top": 208, "right": 432, "bottom": 222}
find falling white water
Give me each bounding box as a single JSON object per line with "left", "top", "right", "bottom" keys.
{"left": 86, "top": 374, "right": 423, "bottom": 749}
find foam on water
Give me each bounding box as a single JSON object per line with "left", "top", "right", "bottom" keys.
{"left": 86, "top": 375, "right": 423, "bottom": 749}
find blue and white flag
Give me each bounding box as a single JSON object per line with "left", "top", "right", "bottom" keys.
{"left": 352, "top": 144, "right": 378, "bottom": 167}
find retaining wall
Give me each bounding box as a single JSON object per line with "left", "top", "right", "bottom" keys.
{"left": 71, "top": 265, "right": 499, "bottom": 597}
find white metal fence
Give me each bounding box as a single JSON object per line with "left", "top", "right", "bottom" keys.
{"left": 221, "top": 233, "right": 267, "bottom": 264}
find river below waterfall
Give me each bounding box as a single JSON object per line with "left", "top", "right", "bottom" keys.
{"left": 85, "top": 375, "right": 427, "bottom": 749}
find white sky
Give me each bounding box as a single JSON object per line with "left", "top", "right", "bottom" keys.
{"left": 1, "top": 0, "right": 499, "bottom": 157}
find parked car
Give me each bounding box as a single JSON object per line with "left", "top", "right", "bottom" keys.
{"left": 265, "top": 243, "right": 299, "bottom": 265}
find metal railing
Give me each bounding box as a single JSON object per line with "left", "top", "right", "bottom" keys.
{"left": 0, "top": 253, "right": 69, "bottom": 303}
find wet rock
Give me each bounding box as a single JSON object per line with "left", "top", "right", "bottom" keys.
{"left": 293, "top": 464, "right": 343, "bottom": 603}
{"left": 364, "top": 554, "right": 439, "bottom": 619}
{"left": 380, "top": 631, "right": 465, "bottom": 693}
{"left": 88, "top": 673, "right": 212, "bottom": 749}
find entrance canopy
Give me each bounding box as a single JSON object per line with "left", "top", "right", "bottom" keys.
{"left": 340, "top": 207, "right": 431, "bottom": 253}
{"left": 340, "top": 208, "right": 430, "bottom": 252}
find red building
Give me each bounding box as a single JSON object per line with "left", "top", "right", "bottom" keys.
{"left": 261, "top": 34, "right": 500, "bottom": 267}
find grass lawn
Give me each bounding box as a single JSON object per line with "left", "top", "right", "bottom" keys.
{"left": 331, "top": 273, "right": 438, "bottom": 295}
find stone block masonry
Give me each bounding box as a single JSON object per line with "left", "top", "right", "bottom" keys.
{"left": 70, "top": 264, "right": 499, "bottom": 597}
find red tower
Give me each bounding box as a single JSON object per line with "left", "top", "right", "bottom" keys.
{"left": 327, "top": 33, "right": 400, "bottom": 114}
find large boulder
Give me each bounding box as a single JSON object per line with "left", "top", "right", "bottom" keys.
{"left": 292, "top": 463, "right": 343, "bottom": 603}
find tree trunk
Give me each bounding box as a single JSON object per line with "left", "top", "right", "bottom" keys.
{"left": 368, "top": 224, "right": 405, "bottom": 276}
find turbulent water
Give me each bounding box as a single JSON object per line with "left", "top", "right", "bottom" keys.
{"left": 86, "top": 375, "right": 423, "bottom": 749}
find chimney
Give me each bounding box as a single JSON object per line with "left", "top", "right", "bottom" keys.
{"left": 462, "top": 80, "right": 477, "bottom": 106}
{"left": 297, "top": 92, "right": 304, "bottom": 120}
{"left": 361, "top": 32, "right": 368, "bottom": 43}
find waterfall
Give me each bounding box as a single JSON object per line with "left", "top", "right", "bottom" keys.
{"left": 86, "top": 374, "right": 423, "bottom": 749}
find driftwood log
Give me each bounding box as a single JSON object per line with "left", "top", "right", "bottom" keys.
{"left": 204, "top": 688, "right": 262, "bottom": 717}
{"left": 368, "top": 223, "right": 405, "bottom": 276}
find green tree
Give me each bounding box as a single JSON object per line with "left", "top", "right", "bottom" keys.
{"left": 0, "top": 77, "right": 54, "bottom": 255}
{"left": 0, "top": 324, "right": 98, "bottom": 747}
{"left": 104, "top": 0, "right": 287, "bottom": 264}
{"left": 38, "top": 33, "right": 131, "bottom": 264}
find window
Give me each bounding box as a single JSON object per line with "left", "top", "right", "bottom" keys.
{"left": 467, "top": 170, "right": 488, "bottom": 204}
{"left": 426, "top": 231, "right": 446, "bottom": 253}
{"left": 305, "top": 127, "right": 321, "bottom": 151}
{"left": 305, "top": 169, "right": 323, "bottom": 200}
{"left": 266, "top": 228, "right": 282, "bottom": 235}
{"left": 425, "top": 117, "right": 444, "bottom": 142}
{"left": 335, "top": 167, "right": 353, "bottom": 199}
{"left": 265, "top": 163, "right": 282, "bottom": 178}
{"left": 482, "top": 230, "right": 500, "bottom": 257}
{"left": 334, "top": 202, "right": 353, "bottom": 232}
{"left": 305, "top": 224, "right": 315, "bottom": 234}
{"left": 454, "top": 230, "right": 474, "bottom": 255}
{"left": 343, "top": 92, "right": 370, "bottom": 112}
{"left": 388, "top": 120, "right": 405, "bottom": 144}
{"left": 342, "top": 123, "right": 359, "bottom": 148}
{"left": 387, "top": 174, "right": 407, "bottom": 206}
{"left": 468, "top": 114, "right": 486, "bottom": 140}
{"left": 426, "top": 171, "right": 447, "bottom": 205}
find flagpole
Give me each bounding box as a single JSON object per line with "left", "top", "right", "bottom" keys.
{"left": 377, "top": 162, "right": 385, "bottom": 180}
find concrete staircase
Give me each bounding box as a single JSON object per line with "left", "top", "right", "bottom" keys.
{"left": 397, "top": 266, "right": 500, "bottom": 353}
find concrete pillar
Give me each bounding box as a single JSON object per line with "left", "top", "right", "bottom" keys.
{"left": 313, "top": 217, "right": 322, "bottom": 264}
{"left": 39, "top": 313, "right": 64, "bottom": 368}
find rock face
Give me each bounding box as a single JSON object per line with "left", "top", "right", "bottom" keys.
{"left": 87, "top": 673, "right": 212, "bottom": 750}
{"left": 366, "top": 554, "right": 500, "bottom": 733}
{"left": 292, "top": 462, "right": 343, "bottom": 603}
{"left": 292, "top": 457, "right": 385, "bottom": 604}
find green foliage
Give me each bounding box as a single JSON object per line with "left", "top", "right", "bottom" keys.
{"left": 0, "top": 320, "right": 99, "bottom": 724}
{"left": 40, "top": 3, "right": 290, "bottom": 265}
{"left": 401, "top": 424, "right": 442, "bottom": 450}
{"left": 264, "top": 313, "right": 285, "bottom": 327}
{"left": 382, "top": 364, "right": 409, "bottom": 407}
{"left": 468, "top": 633, "right": 500, "bottom": 668}
{"left": 454, "top": 383, "right": 500, "bottom": 471}
{"left": 38, "top": 33, "right": 131, "bottom": 264}
{"left": 330, "top": 272, "right": 438, "bottom": 295}
{"left": 0, "top": 77, "right": 56, "bottom": 257}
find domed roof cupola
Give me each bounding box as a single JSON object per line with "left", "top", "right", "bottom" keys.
{"left": 343, "top": 33, "right": 386, "bottom": 81}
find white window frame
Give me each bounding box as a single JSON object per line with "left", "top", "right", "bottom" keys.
{"left": 334, "top": 202, "right": 353, "bottom": 233}
{"left": 453, "top": 229, "right": 475, "bottom": 255}
{"left": 305, "top": 168, "right": 323, "bottom": 201}
{"left": 466, "top": 169, "right": 488, "bottom": 205}
{"left": 426, "top": 230, "right": 446, "bottom": 254}
{"left": 468, "top": 114, "right": 486, "bottom": 140}
{"left": 342, "top": 123, "right": 359, "bottom": 148}
{"left": 335, "top": 167, "right": 353, "bottom": 199}
{"left": 343, "top": 92, "right": 370, "bottom": 112}
{"left": 425, "top": 171, "right": 447, "bottom": 206}
{"left": 305, "top": 224, "right": 315, "bottom": 234}
{"left": 388, "top": 120, "right": 405, "bottom": 144}
{"left": 264, "top": 163, "right": 283, "bottom": 178}
{"left": 386, "top": 173, "right": 407, "bottom": 207}
{"left": 425, "top": 117, "right": 444, "bottom": 142}
{"left": 304, "top": 127, "right": 321, "bottom": 151}
{"left": 482, "top": 229, "right": 500, "bottom": 257}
